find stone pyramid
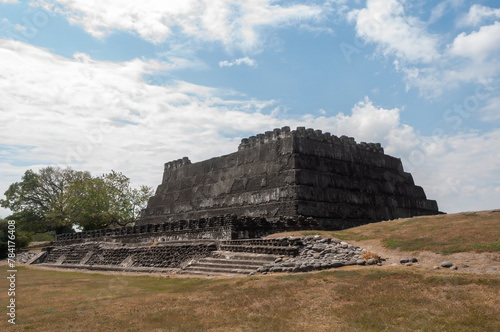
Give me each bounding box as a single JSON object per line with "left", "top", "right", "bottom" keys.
{"left": 138, "top": 126, "right": 439, "bottom": 229}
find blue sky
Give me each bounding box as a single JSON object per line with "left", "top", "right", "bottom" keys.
{"left": 1, "top": 0, "right": 499, "bottom": 217}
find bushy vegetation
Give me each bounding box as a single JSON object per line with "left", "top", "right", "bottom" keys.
{"left": 30, "top": 231, "right": 55, "bottom": 242}
{"left": 0, "top": 219, "right": 32, "bottom": 258}
{"left": 0, "top": 167, "right": 153, "bottom": 249}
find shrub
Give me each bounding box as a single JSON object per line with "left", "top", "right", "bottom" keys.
{"left": 0, "top": 219, "right": 32, "bottom": 258}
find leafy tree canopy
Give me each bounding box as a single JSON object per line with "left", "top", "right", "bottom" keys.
{"left": 69, "top": 170, "right": 154, "bottom": 231}
{"left": 1, "top": 167, "right": 154, "bottom": 234}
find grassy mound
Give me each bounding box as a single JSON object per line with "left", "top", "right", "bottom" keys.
{"left": 270, "top": 210, "right": 500, "bottom": 255}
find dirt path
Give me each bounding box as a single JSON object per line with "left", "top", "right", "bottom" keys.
{"left": 351, "top": 238, "right": 500, "bottom": 274}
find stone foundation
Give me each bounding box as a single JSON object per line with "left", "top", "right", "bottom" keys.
{"left": 41, "top": 215, "right": 320, "bottom": 270}
{"left": 43, "top": 241, "right": 216, "bottom": 269}
{"left": 54, "top": 215, "right": 320, "bottom": 246}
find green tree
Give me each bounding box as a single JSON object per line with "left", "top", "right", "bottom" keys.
{"left": 1, "top": 167, "right": 153, "bottom": 234}
{"left": 69, "top": 171, "right": 154, "bottom": 230}
{"left": 1, "top": 167, "right": 90, "bottom": 234}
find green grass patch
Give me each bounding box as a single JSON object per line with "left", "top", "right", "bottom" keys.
{"left": 470, "top": 243, "right": 500, "bottom": 251}
{"left": 330, "top": 231, "right": 371, "bottom": 241}
{"left": 440, "top": 246, "right": 467, "bottom": 255}
{"left": 30, "top": 232, "right": 55, "bottom": 242}
{"left": 317, "top": 269, "right": 361, "bottom": 279}
{"left": 300, "top": 231, "right": 321, "bottom": 236}
{"left": 386, "top": 237, "right": 450, "bottom": 251}
{"left": 43, "top": 308, "right": 59, "bottom": 314}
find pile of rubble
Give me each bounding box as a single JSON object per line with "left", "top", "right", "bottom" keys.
{"left": 16, "top": 252, "right": 39, "bottom": 264}
{"left": 258, "top": 236, "right": 381, "bottom": 274}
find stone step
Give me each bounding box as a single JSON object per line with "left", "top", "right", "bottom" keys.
{"left": 177, "top": 270, "right": 243, "bottom": 277}
{"left": 190, "top": 261, "right": 264, "bottom": 270}
{"left": 221, "top": 238, "right": 302, "bottom": 247}
{"left": 37, "top": 263, "right": 177, "bottom": 274}
{"left": 211, "top": 250, "right": 278, "bottom": 262}
{"left": 198, "top": 257, "right": 269, "bottom": 266}
{"left": 25, "top": 252, "right": 47, "bottom": 265}
{"left": 181, "top": 250, "right": 279, "bottom": 276}
{"left": 183, "top": 266, "right": 257, "bottom": 275}
{"left": 219, "top": 244, "right": 298, "bottom": 256}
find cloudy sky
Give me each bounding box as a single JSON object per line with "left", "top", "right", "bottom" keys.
{"left": 1, "top": 0, "right": 499, "bottom": 217}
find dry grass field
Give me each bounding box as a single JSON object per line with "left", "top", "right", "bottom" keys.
{"left": 1, "top": 265, "right": 499, "bottom": 331}
{"left": 1, "top": 210, "right": 499, "bottom": 331}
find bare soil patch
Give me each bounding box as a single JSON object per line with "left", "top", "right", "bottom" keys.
{"left": 351, "top": 238, "right": 500, "bottom": 274}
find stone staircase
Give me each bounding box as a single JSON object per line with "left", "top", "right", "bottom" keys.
{"left": 181, "top": 239, "right": 300, "bottom": 276}
{"left": 181, "top": 251, "right": 277, "bottom": 276}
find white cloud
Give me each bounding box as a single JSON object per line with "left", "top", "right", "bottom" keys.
{"left": 397, "top": 60, "right": 500, "bottom": 98}
{"left": 398, "top": 18, "right": 500, "bottom": 97}
{"left": 429, "top": 1, "right": 447, "bottom": 24}
{"left": 410, "top": 130, "right": 500, "bottom": 213}
{"left": 298, "top": 97, "right": 419, "bottom": 157}
{"left": 298, "top": 24, "right": 334, "bottom": 35}
{"left": 0, "top": 0, "right": 18, "bottom": 3}
{"left": 479, "top": 96, "right": 500, "bottom": 122}
{"left": 219, "top": 56, "right": 257, "bottom": 68}
{"left": 0, "top": 40, "right": 281, "bottom": 203}
{"left": 14, "top": 24, "right": 26, "bottom": 31}
{"left": 459, "top": 4, "right": 500, "bottom": 26}
{"left": 35, "top": 0, "right": 325, "bottom": 51}
{"left": 429, "top": 0, "right": 464, "bottom": 24}
{"left": 1, "top": 40, "right": 499, "bottom": 217}
{"left": 449, "top": 21, "right": 500, "bottom": 62}
{"left": 347, "top": 1, "right": 500, "bottom": 98}
{"left": 350, "top": 0, "right": 440, "bottom": 63}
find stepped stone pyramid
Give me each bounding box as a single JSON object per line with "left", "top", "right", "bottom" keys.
{"left": 41, "top": 126, "right": 440, "bottom": 275}
{"left": 138, "top": 126, "right": 439, "bottom": 229}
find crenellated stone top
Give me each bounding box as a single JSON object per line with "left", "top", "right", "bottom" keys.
{"left": 162, "top": 127, "right": 384, "bottom": 171}
{"left": 238, "top": 126, "right": 384, "bottom": 154}
{"left": 164, "top": 157, "right": 191, "bottom": 170}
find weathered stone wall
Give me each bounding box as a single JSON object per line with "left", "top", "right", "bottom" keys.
{"left": 54, "top": 215, "right": 320, "bottom": 245}
{"left": 140, "top": 129, "right": 297, "bottom": 223}
{"left": 43, "top": 241, "right": 216, "bottom": 269}
{"left": 54, "top": 222, "right": 232, "bottom": 246}
{"left": 292, "top": 133, "right": 438, "bottom": 226}
{"left": 44, "top": 215, "right": 320, "bottom": 270}
{"left": 138, "top": 126, "right": 439, "bottom": 228}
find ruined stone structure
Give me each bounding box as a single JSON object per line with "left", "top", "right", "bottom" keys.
{"left": 37, "top": 127, "right": 440, "bottom": 275}
{"left": 139, "top": 126, "right": 439, "bottom": 229}
{"left": 41, "top": 215, "right": 318, "bottom": 273}
{"left": 54, "top": 215, "right": 319, "bottom": 246}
